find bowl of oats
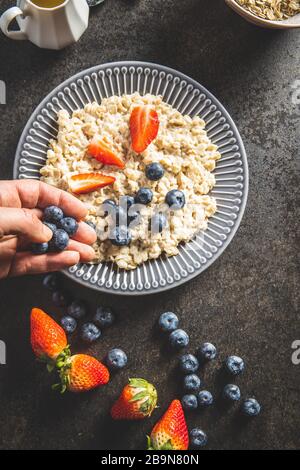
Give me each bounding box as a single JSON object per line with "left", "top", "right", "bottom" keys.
{"left": 226, "top": 0, "right": 300, "bottom": 28}
{"left": 13, "top": 62, "right": 248, "bottom": 295}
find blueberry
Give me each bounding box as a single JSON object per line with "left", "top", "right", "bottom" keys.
{"left": 59, "top": 217, "right": 78, "bottom": 236}
{"left": 242, "top": 398, "right": 261, "bottom": 417}
{"left": 145, "top": 162, "right": 165, "bottom": 181}
{"left": 42, "top": 273, "right": 58, "bottom": 291}
{"left": 85, "top": 220, "right": 96, "bottom": 231}
{"left": 223, "top": 384, "right": 241, "bottom": 402}
{"left": 67, "top": 300, "right": 88, "bottom": 320}
{"left": 52, "top": 290, "right": 70, "bottom": 307}
{"left": 110, "top": 226, "right": 132, "bottom": 246}
{"left": 43, "top": 205, "right": 64, "bottom": 224}
{"left": 120, "top": 195, "right": 135, "bottom": 210}
{"left": 181, "top": 394, "right": 198, "bottom": 411}
{"left": 158, "top": 312, "right": 179, "bottom": 332}
{"left": 60, "top": 316, "right": 77, "bottom": 334}
{"left": 165, "top": 189, "right": 185, "bottom": 210}
{"left": 106, "top": 348, "right": 128, "bottom": 370}
{"left": 149, "top": 213, "right": 167, "bottom": 233}
{"left": 179, "top": 354, "right": 199, "bottom": 374}
{"left": 135, "top": 188, "right": 153, "bottom": 205}
{"left": 197, "top": 390, "right": 214, "bottom": 407}
{"left": 50, "top": 229, "right": 69, "bottom": 252}
{"left": 225, "top": 355, "right": 245, "bottom": 376}
{"left": 184, "top": 374, "right": 201, "bottom": 393}
{"left": 94, "top": 306, "right": 115, "bottom": 328}
{"left": 102, "top": 199, "right": 117, "bottom": 216}
{"left": 31, "top": 242, "right": 49, "bottom": 255}
{"left": 190, "top": 428, "right": 208, "bottom": 448}
{"left": 197, "top": 343, "right": 217, "bottom": 362}
{"left": 81, "top": 322, "right": 101, "bottom": 343}
{"left": 169, "top": 329, "right": 189, "bottom": 349}
{"left": 43, "top": 222, "right": 57, "bottom": 233}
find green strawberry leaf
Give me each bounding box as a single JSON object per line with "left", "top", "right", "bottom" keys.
{"left": 128, "top": 379, "right": 158, "bottom": 417}
{"left": 129, "top": 378, "right": 149, "bottom": 389}
{"left": 159, "top": 440, "right": 174, "bottom": 451}
{"left": 130, "top": 391, "right": 147, "bottom": 403}
{"left": 147, "top": 436, "right": 153, "bottom": 450}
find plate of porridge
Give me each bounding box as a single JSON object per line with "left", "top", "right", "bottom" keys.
{"left": 13, "top": 62, "right": 248, "bottom": 295}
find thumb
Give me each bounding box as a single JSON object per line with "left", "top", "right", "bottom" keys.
{"left": 0, "top": 207, "right": 52, "bottom": 243}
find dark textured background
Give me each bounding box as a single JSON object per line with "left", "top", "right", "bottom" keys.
{"left": 0, "top": 0, "right": 299, "bottom": 450}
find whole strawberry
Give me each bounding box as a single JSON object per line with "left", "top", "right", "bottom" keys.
{"left": 54, "top": 354, "right": 110, "bottom": 393}
{"left": 31, "top": 308, "right": 69, "bottom": 369}
{"left": 147, "top": 399, "right": 189, "bottom": 450}
{"left": 111, "top": 378, "right": 158, "bottom": 420}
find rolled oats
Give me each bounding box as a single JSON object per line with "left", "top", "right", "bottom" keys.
{"left": 236, "top": 0, "right": 300, "bottom": 20}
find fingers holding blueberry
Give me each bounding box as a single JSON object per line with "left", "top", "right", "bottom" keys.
{"left": 32, "top": 205, "right": 95, "bottom": 261}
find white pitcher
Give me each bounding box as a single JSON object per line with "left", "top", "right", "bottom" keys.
{"left": 0, "top": 0, "right": 89, "bottom": 50}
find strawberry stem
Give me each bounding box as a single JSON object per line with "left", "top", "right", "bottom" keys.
{"left": 128, "top": 378, "right": 158, "bottom": 417}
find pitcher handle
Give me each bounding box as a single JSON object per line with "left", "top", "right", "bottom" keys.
{"left": 0, "top": 7, "right": 27, "bottom": 41}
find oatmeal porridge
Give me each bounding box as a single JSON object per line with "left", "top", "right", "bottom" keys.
{"left": 40, "top": 93, "right": 221, "bottom": 270}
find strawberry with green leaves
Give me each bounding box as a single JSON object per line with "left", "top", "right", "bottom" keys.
{"left": 111, "top": 378, "right": 158, "bottom": 420}
{"left": 31, "top": 308, "right": 109, "bottom": 393}
{"left": 54, "top": 354, "right": 110, "bottom": 393}
{"left": 147, "top": 399, "right": 189, "bottom": 450}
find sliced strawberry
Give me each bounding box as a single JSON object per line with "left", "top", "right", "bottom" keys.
{"left": 88, "top": 139, "right": 125, "bottom": 169}
{"left": 130, "top": 106, "right": 159, "bottom": 153}
{"left": 69, "top": 173, "right": 115, "bottom": 195}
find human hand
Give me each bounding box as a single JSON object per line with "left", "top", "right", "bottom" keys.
{"left": 0, "top": 180, "right": 97, "bottom": 279}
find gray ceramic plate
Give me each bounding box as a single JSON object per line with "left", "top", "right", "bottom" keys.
{"left": 13, "top": 61, "right": 248, "bottom": 295}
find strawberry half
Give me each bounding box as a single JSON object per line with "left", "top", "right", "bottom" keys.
{"left": 130, "top": 106, "right": 159, "bottom": 153}
{"left": 88, "top": 139, "right": 125, "bottom": 169}
{"left": 54, "top": 354, "right": 110, "bottom": 393}
{"left": 30, "top": 308, "right": 68, "bottom": 367}
{"left": 147, "top": 399, "right": 189, "bottom": 450}
{"left": 111, "top": 378, "right": 158, "bottom": 420}
{"left": 69, "top": 173, "right": 115, "bottom": 195}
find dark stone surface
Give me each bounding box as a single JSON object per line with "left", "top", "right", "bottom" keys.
{"left": 0, "top": 0, "right": 299, "bottom": 451}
